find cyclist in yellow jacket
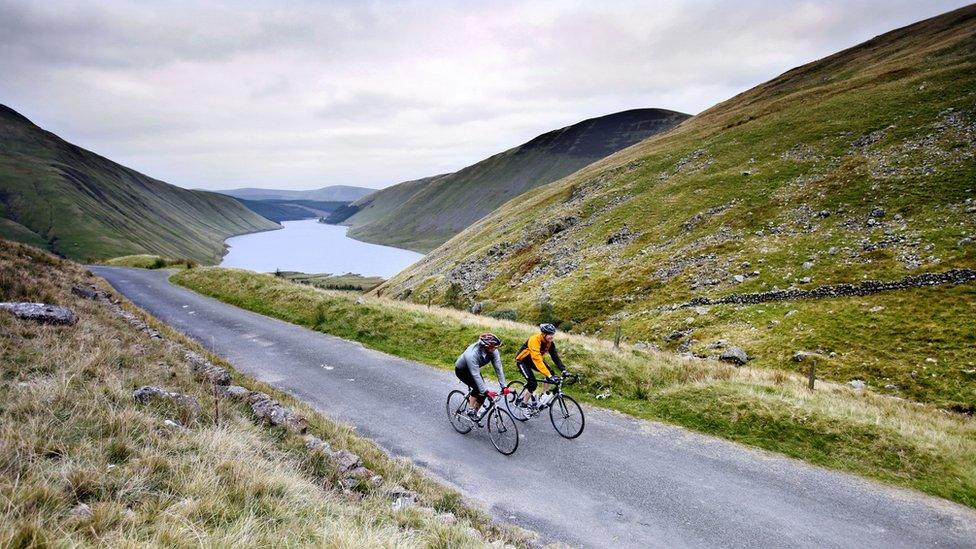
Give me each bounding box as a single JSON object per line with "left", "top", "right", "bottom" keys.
{"left": 515, "top": 323, "right": 569, "bottom": 409}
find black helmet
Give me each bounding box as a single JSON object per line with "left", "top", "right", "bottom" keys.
{"left": 479, "top": 332, "right": 502, "bottom": 347}
{"left": 539, "top": 323, "right": 557, "bottom": 334}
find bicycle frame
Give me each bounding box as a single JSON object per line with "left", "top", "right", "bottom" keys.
{"left": 462, "top": 389, "right": 503, "bottom": 423}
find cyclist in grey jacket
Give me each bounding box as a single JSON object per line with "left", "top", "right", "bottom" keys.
{"left": 455, "top": 333, "right": 510, "bottom": 416}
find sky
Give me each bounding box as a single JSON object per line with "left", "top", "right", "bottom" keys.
{"left": 0, "top": 0, "right": 970, "bottom": 191}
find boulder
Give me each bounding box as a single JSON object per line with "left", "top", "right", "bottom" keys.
{"left": 392, "top": 495, "right": 417, "bottom": 512}
{"left": 870, "top": 207, "right": 886, "bottom": 218}
{"left": 665, "top": 329, "right": 690, "bottom": 342}
{"left": 792, "top": 351, "right": 819, "bottom": 362}
{"left": 70, "top": 503, "right": 92, "bottom": 519}
{"left": 0, "top": 302, "right": 77, "bottom": 325}
{"left": 469, "top": 302, "right": 483, "bottom": 314}
{"left": 163, "top": 419, "right": 188, "bottom": 431}
{"left": 71, "top": 286, "right": 98, "bottom": 300}
{"left": 221, "top": 385, "right": 250, "bottom": 399}
{"left": 133, "top": 386, "right": 202, "bottom": 418}
{"left": 719, "top": 346, "right": 749, "bottom": 366}
{"left": 304, "top": 435, "right": 334, "bottom": 455}
{"left": 387, "top": 485, "right": 419, "bottom": 512}
{"left": 848, "top": 379, "right": 866, "bottom": 390}
{"left": 436, "top": 512, "right": 457, "bottom": 524}
{"left": 183, "top": 350, "right": 231, "bottom": 386}
{"left": 248, "top": 392, "right": 308, "bottom": 433}
{"left": 334, "top": 450, "right": 362, "bottom": 474}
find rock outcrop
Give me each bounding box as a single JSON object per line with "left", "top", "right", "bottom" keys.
{"left": 132, "top": 385, "right": 202, "bottom": 418}
{"left": 0, "top": 302, "right": 77, "bottom": 325}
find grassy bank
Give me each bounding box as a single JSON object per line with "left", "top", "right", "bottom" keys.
{"left": 276, "top": 270, "right": 385, "bottom": 292}
{"left": 0, "top": 241, "right": 527, "bottom": 546}
{"left": 103, "top": 254, "right": 198, "bottom": 270}
{"left": 173, "top": 266, "right": 976, "bottom": 509}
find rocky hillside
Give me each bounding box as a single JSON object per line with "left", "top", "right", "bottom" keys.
{"left": 0, "top": 105, "right": 279, "bottom": 263}
{"left": 377, "top": 6, "right": 976, "bottom": 409}
{"left": 332, "top": 109, "right": 690, "bottom": 252}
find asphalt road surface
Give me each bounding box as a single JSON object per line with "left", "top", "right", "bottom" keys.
{"left": 92, "top": 266, "right": 976, "bottom": 548}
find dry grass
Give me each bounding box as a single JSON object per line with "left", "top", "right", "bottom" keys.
{"left": 0, "top": 240, "right": 526, "bottom": 547}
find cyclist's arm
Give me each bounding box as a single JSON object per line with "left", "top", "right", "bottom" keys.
{"left": 489, "top": 348, "right": 506, "bottom": 387}
{"left": 549, "top": 342, "right": 567, "bottom": 374}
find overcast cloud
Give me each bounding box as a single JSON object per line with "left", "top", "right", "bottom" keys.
{"left": 0, "top": 0, "right": 969, "bottom": 190}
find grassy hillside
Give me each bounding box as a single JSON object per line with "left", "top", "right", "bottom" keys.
{"left": 379, "top": 6, "right": 976, "bottom": 409}
{"left": 174, "top": 266, "right": 976, "bottom": 509}
{"left": 0, "top": 239, "right": 526, "bottom": 546}
{"left": 326, "top": 174, "right": 450, "bottom": 240}
{"left": 219, "top": 185, "right": 374, "bottom": 202}
{"left": 335, "top": 109, "right": 690, "bottom": 252}
{"left": 0, "top": 105, "right": 278, "bottom": 263}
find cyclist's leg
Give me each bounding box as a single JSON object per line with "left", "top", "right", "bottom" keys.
{"left": 455, "top": 366, "right": 482, "bottom": 410}
{"left": 518, "top": 361, "right": 537, "bottom": 404}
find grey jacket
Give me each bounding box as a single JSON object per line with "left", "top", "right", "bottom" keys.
{"left": 455, "top": 341, "right": 506, "bottom": 394}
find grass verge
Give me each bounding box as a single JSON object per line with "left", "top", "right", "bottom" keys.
{"left": 103, "top": 254, "right": 198, "bottom": 270}
{"left": 173, "top": 266, "right": 976, "bottom": 509}
{"left": 0, "top": 240, "right": 528, "bottom": 547}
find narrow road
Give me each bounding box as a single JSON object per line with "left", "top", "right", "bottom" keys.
{"left": 92, "top": 267, "right": 976, "bottom": 548}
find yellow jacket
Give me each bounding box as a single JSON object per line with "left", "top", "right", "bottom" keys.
{"left": 515, "top": 333, "right": 565, "bottom": 377}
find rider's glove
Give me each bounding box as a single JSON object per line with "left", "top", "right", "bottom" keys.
{"left": 486, "top": 390, "right": 498, "bottom": 399}
{"left": 544, "top": 376, "right": 559, "bottom": 384}
{"left": 501, "top": 387, "right": 511, "bottom": 396}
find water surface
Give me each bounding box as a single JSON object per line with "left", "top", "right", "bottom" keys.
{"left": 220, "top": 219, "right": 422, "bottom": 278}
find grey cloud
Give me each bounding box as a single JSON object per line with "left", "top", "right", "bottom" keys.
{"left": 0, "top": 2, "right": 322, "bottom": 69}
{"left": 0, "top": 0, "right": 970, "bottom": 190}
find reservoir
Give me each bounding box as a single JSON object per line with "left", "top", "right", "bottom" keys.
{"left": 220, "top": 219, "right": 423, "bottom": 278}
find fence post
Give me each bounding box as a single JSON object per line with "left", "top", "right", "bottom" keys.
{"left": 808, "top": 360, "right": 817, "bottom": 390}
{"left": 614, "top": 325, "right": 622, "bottom": 349}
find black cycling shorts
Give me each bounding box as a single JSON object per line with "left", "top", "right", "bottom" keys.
{"left": 455, "top": 365, "right": 485, "bottom": 396}
{"left": 517, "top": 360, "right": 539, "bottom": 392}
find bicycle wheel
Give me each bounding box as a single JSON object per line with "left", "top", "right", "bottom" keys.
{"left": 505, "top": 380, "right": 530, "bottom": 422}
{"left": 446, "top": 390, "right": 472, "bottom": 434}
{"left": 549, "top": 394, "right": 584, "bottom": 439}
{"left": 487, "top": 407, "right": 520, "bottom": 455}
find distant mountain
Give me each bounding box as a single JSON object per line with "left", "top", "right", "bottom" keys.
{"left": 234, "top": 198, "right": 350, "bottom": 223}
{"left": 0, "top": 105, "right": 278, "bottom": 263}
{"left": 377, "top": 6, "right": 976, "bottom": 408}
{"left": 218, "top": 185, "right": 374, "bottom": 202}
{"left": 329, "top": 109, "right": 690, "bottom": 252}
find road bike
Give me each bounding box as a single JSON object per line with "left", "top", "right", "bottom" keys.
{"left": 446, "top": 387, "right": 520, "bottom": 455}
{"left": 505, "top": 373, "right": 585, "bottom": 439}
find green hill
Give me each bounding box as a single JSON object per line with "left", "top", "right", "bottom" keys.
{"left": 332, "top": 109, "right": 689, "bottom": 252}
{"left": 0, "top": 105, "right": 278, "bottom": 263}
{"left": 377, "top": 6, "right": 976, "bottom": 409}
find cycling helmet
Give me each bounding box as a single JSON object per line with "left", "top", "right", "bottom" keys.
{"left": 539, "top": 323, "right": 557, "bottom": 334}
{"left": 479, "top": 332, "right": 502, "bottom": 347}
